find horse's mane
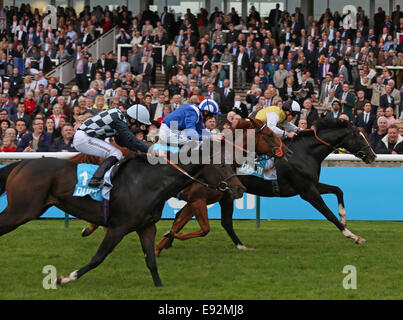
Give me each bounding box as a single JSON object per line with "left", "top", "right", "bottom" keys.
{"left": 314, "top": 118, "right": 352, "bottom": 131}
{"left": 288, "top": 118, "right": 353, "bottom": 143}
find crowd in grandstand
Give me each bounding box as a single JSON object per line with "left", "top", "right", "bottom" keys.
{"left": 0, "top": 3, "right": 402, "bottom": 154}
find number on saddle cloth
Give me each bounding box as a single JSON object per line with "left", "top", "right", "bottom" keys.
{"left": 73, "top": 163, "right": 114, "bottom": 202}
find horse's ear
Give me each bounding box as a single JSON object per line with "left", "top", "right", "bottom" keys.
{"left": 234, "top": 118, "right": 252, "bottom": 129}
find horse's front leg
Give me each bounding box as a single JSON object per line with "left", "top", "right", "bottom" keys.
{"left": 138, "top": 224, "right": 162, "bottom": 287}
{"left": 173, "top": 199, "right": 210, "bottom": 240}
{"left": 300, "top": 184, "right": 365, "bottom": 244}
{"left": 219, "top": 193, "right": 254, "bottom": 250}
{"left": 155, "top": 202, "right": 195, "bottom": 257}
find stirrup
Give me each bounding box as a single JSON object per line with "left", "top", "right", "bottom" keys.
{"left": 88, "top": 179, "right": 111, "bottom": 189}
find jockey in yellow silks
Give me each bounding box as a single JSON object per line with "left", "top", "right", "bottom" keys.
{"left": 251, "top": 100, "right": 301, "bottom": 139}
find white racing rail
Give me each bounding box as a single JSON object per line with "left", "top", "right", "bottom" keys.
{"left": 0, "top": 153, "right": 402, "bottom": 162}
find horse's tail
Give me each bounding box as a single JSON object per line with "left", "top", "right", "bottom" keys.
{"left": 0, "top": 161, "right": 22, "bottom": 195}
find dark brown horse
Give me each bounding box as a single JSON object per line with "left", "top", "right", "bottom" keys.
{"left": 80, "top": 118, "right": 288, "bottom": 238}
{"left": 0, "top": 139, "right": 245, "bottom": 287}
{"left": 156, "top": 118, "right": 377, "bottom": 256}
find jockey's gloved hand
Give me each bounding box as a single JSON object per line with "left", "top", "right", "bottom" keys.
{"left": 210, "top": 133, "right": 224, "bottom": 142}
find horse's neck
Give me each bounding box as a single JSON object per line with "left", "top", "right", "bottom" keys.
{"left": 309, "top": 128, "right": 346, "bottom": 162}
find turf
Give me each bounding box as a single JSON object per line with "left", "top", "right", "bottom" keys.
{"left": 0, "top": 219, "right": 402, "bottom": 300}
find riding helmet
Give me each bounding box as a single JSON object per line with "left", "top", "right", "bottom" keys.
{"left": 198, "top": 99, "right": 221, "bottom": 115}
{"left": 127, "top": 104, "right": 152, "bottom": 125}
{"left": 282, "top": 100, "right": 301, "bottom": 117}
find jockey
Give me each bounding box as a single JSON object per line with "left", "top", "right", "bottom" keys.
{"left": 159, "top": 96, "right": 223, "bottom": 145}
{"left": 252, "top": 100, "right": 301, "bottom": 139}
{"left": 73, "top": 104, "right": 152, "bottom": 188}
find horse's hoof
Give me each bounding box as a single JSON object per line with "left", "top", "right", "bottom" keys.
{"left": 155, "top": 249, "right": 161, "bottom": 257}
{"left": 355, "top": 237, "right": 366, "bottom": 244}
{"left": 163, "top": 230, "right": 174, "bottom": 238}
{"left": 56, "top": 270, "right": 78, "bottom": 286}
{"left": 81, "top": 228, "right": 90, "bottom": 237}
{"left": 236, "top": 244, "right": 255, "bottom": 251}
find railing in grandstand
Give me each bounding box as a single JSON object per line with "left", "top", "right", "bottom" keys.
{"left": 46, "top": 26, "right": 119, "bottom": 84}
{"left": 117, "top": 44, "right": 166, "bottom": 74}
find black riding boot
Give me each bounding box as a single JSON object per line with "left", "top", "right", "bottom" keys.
{"left": 88, "top": 156, "right": 119, "bottom": 188}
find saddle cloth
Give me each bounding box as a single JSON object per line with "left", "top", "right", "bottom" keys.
{"left": 73, "top": 163, "right": 115, "bottom": 202}
{"left": 237, "top": 155, "right": 277, "bottom": 181}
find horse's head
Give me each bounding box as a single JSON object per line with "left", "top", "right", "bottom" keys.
{"left": 202, "top": 161, "right": 246, "bottom": 200}
{"left": 315, "top": 119, "right": 377, "bottom": 164}
{"left": 233, "top": 118, "right": 290, "bottom": 160}
{"left": 191, "top": 138, "right": 246, "bottom": 200}
{"left": 345, "top": 126, "right": 377, "bottom": 164}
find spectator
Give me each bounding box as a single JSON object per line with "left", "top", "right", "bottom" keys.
{"left": 373, "top": 124, "right": 403, "bottom": 154}
{"left": 384, "top": 106, "right": 396, "bottom": 127}
{"left": 325, "top": 100, "right": 342, "bottom": 120}
{"left": 220, "top": 79, "right": 235, "bottom": 114}
{"left": 299, "top": 98, "right": 319, "bottom": 128}
{"left": 353, "top": 102, "right": 377, "bottom": 135}
{"left": 23, "top": 91, "right": 36, "bottom": 118}
{"left": 204, "top": 115, "right": 219, "bottom": 133}
{"left": 380, "top": 85, "right": 396, "bottom": 111}
{"left": 337, "top": 83, "right": 356, "bottom": 119}
{"left": 157, "top": 105, "right": 172, "bottom": 124}
{"left": 17, "top": 117, "right": 52, "bottom": 152}
{"left": 49, "top": 123, "right": 77, "bottom": 152}
{"left": 15, "top": 118, "right": 28, "bottom": 145}
{"left": 0, "top": 135, "right": 17, "bottom": 152}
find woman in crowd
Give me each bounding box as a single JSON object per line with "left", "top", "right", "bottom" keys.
{"left": 50, "top": 104, "right": 67, "bottom": 130}
{"left": 157, "top": 105, "right": 172, "bottom": 124}
{"left": 23, "top": 91, "right": 37, "bottom": 118}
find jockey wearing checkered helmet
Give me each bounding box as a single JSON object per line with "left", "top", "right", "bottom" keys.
{"left": 73, "top": 104, "right": 152, "bottom": 188}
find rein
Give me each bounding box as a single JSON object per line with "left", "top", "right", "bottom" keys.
{"left": 160, "top": 154, "right": 235, "bottom": 192}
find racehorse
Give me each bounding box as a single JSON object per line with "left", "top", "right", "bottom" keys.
{"left": 80, "top": 118, "right": 288, "bottom": 237}
{"left": 0, "top": 139, "right": 246, "bottom": 287}
{"left": 156, "top": 118, "right": 377, "bottom": 256}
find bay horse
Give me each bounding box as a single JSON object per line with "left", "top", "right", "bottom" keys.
{"left": 156, "top": 118, "right": 377, "bottom": 256}
{"left": 0, "top": 139, "right": 246, "bottom": 287}
{"left": 80, "top": 118, "right": 288, "bottom": 237}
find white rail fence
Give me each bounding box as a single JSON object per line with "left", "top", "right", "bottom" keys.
{"left": 0, "top": 153, "right": 402, "bottom": 162}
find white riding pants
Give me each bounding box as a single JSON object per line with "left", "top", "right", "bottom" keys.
{"left": 73, "top": 130, "right": 123, "bottom": 160}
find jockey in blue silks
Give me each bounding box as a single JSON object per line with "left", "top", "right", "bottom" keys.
{"left": 159, "top": 98, "right": 223, "bottom": 145}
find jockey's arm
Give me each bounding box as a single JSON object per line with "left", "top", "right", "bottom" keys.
{"left": 280, "top": 120, "right": 298, "bottom": 133}
{"left": 112, "top": 120, "right": 150, "bottom": 153}
{"left": 265, "top": 112, "right": 287, "bottom": 138}
{"left": 184, "top": 109, "right": 206, "bottom": 140}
